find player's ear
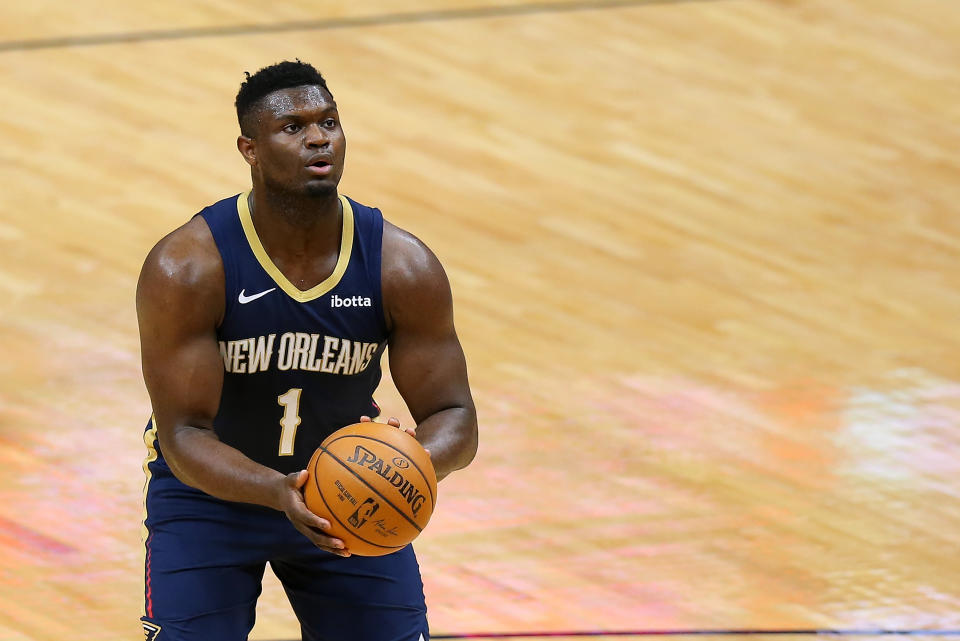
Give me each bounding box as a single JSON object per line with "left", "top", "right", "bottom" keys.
{"left": 237, "top": 135, "right": 257, "bottom": 166}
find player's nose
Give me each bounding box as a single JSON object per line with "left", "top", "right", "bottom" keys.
{"left": 303, "top": 123, "right": 330, "bottom": 148}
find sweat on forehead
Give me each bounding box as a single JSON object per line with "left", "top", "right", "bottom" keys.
{"left": 238, "top": 85, "right": 335, "bottom": 136}
{"left": 259, "top": 85, "right": 335, "bottom": 115}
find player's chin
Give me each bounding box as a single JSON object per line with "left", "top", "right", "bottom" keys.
{"left": 304, "top": 180, "right": 338, "bottom": 197}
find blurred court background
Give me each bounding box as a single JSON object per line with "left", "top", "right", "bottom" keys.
{"left": 1, "top": 1, "right": 959, "bottom": 640}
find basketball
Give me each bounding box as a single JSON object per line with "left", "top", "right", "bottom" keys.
{"left": 304, "top": 422, "right": 437, "bottom": 556}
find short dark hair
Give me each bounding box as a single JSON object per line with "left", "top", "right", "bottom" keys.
{"left": 235, "top": 60, "right": 332, "bottom": 136}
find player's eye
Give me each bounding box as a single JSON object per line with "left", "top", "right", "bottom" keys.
{"left": 283, "top": 123, "right": 301, "bottom": 134}
{"left": 323, "top": 118, "right": 337, "bottom": 128}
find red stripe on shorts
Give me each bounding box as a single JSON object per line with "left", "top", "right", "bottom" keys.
{"left": 145, "top": 532, "right": 154, "bottom": 618}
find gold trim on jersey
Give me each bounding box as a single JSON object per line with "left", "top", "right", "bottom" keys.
{"left": 236, "top": 192, "right": 354, "bottom": 303}
{"left": 140, "top": 416, "right": 159, "bottom": 618}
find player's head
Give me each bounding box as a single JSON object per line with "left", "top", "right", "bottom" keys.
{"left": 235, "top": 60, "right": 345, "bottom": 197}
{"left": 235, "top": 60, "right": 333, "bottom": 136}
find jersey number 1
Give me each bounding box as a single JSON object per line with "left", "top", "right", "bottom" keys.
{"left": 277, "top": 388, "right": 302, "bottom": 456}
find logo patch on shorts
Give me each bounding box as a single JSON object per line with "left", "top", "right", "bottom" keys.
{"left": 142, "top": 620, "right": 162, "bottom": 641}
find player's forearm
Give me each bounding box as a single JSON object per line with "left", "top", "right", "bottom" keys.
{"left": 161, "top": 425, "right": 286, "bottom": 509}
{"left": 415, "top": 406, "right": 478, "bottom": 481}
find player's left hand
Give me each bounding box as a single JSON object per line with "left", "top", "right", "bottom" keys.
{"left": 360, "top": 415, "right": 430, "bottom": 457}
{"left": 360, "top": 414, "right": 415, "bottom": 438}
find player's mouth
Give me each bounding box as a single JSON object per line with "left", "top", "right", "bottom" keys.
{"left": 306, "top": 160, "right": 333, "bottom": 176}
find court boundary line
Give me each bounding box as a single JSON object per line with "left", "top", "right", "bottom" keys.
{"left": 0, "top": 0, "right": 726, "bottom": 53}
{"left": 427, "top": 631, "right": 960, "bottom": 638}
{"left": 266, "top": 631, "right": 960, "bottom": 640}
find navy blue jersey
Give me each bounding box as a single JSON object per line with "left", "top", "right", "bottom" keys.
{"left": 198, "top": 192, "right": 388, "bottom": 474}
{"left": 140, "top": 193, "right": 432, "bottom": 639}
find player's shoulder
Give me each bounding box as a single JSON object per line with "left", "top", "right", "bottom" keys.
{"left": 137, "top": 208, "right": 226, "bottom": 330}
{"left": 381, "top": 220, "right": 450, "bottom": 309}
{"left": 381, "top": 219, "right": 446, "bottom": 288}
{"left": 141, "top": 215, "right": 222, "bottom": 289}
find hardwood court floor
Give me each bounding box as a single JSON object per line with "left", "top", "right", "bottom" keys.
{"left": 0, "top": 1, "right": 959, "bottom": 639}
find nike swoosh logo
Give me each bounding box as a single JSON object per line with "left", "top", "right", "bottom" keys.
{"left": 238, "top": 287, "right": 276, "bottom": 304}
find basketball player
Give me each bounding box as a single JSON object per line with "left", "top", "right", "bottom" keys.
{"left": 136, "top": 61, "right": 478, "bottom": 641}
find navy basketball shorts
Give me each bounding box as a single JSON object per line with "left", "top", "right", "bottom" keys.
{"left": 141, "top": 454, "right": 429, "bottom": 641}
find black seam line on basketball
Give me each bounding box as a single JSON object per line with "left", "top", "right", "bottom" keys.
{"left": 0, "top": 0, "right": 730, "bottom": 53}
{"left": 319, "top": 445, "right": 424, "bottom": 534}
{"left": 325, "top": 433, "right": 435, "bottom": 505}
{"left": 315, "top": 450, "right": 404, "bottom": 551}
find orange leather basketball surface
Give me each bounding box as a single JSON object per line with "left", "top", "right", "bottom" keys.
{"left": 304, "top": 422, "right": 437, "bottom": 556}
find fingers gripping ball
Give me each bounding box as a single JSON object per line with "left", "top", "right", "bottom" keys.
{"left": 304, "top": 422, "right": 437, "bottom": 556}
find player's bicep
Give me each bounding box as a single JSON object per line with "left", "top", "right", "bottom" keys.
{"left": 136, "top": 231, "right": 225, "bottom": 434}
{"left": 139, "top": 314, "right": 224, "bottom": 432}
{"left": 385, "top": 253, "right": 472, "bottom": 423}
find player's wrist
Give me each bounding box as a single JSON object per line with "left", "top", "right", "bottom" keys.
{"left": 266, "top": 470, "right": 294, "bottom": 513}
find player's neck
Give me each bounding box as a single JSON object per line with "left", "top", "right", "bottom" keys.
{"left": 251, "top": 187, "right": 340, "bottom": 226}
{"left": 248, "top": 188, "right": 342, "bottom": 256}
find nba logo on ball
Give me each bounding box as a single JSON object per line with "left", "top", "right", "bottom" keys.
{"left": 349, "top": 497, "right": 379, "bottom": 528}
{"left": 304, "top": 423, "right": 437, "bottom": 556}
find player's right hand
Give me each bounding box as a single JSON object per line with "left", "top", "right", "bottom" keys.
{"left": 277, "top": 470, "right": 351, "bottom": 557}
